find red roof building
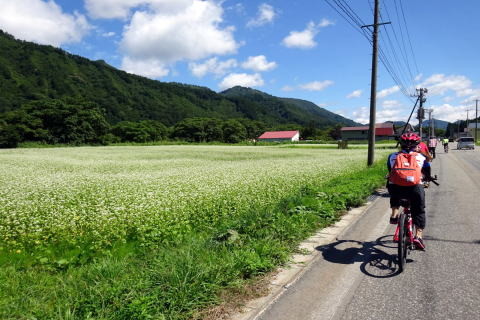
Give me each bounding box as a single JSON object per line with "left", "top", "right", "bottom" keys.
{"left": 258, "top": 130, "right": 300, "bottom": 142}
{"left": 341, "top": 123, "right": 395, "bottom": 140}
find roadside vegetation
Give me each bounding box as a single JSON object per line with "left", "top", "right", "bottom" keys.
{"left": 0, "top": 145, "right": 389, "bottom": 319}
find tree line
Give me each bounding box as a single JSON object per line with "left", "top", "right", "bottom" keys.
{"left": 0, "top": 99, "right": 343, "bottom": 148}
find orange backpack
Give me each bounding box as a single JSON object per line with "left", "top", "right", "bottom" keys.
{"left": 389, "top": 152, "right": 422, "bottom": 186}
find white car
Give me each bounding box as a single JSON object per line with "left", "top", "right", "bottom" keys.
{"left": 457, "top": 137, "right": 475, "bottom": 150}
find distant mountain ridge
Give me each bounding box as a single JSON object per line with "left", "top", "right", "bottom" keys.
{"left": 386, "top": 119, "right": 451, "bottom": 131}
{"left": 220, "top": 87, "right": 360, "bottom": 127}
{"left": 421, "top": 119, "right": 450, "bottom": 130}
{"left": 0, "top": 30, "right": 357, "bottom": 129}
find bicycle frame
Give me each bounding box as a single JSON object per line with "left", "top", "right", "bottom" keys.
{"left": 393, "top": 207, "right": 414, "bottom": 247}
{"left": 394, "top": 201, "right": 415, "bottom": 272}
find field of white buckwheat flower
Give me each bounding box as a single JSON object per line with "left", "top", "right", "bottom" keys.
{"left": 0, "top": 145, "right": 392, "bottom": 319}
{"left": 0, "top": 145, "right": 390, "bottom": 253}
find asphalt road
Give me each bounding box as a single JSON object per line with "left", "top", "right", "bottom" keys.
{"left": 257, "top": 144, "right": 480, "bottom": 320}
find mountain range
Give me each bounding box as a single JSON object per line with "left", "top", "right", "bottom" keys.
{"left": 0, "top": 30, "right": 359, "bottom": 129}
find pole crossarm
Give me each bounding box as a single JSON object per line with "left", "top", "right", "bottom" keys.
{"left": 361, "top": 22, "right": 391, "bottom": 28}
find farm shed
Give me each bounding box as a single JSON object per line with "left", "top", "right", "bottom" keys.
{"left": 340, "top": 122, "right": 395, "bottom": 141}
{"left": 258, "top": 130, "right": 300, "bottom": 142}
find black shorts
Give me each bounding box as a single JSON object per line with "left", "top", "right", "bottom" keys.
{"left": 387, "top": 183, "right": 426, "bottom": 229}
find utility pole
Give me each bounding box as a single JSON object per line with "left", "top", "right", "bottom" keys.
{"left": 362, "top": 0, "right": 390, "bottom": 166}
{"left": 466, "top": 109, "right": 470, "bottom": 130}
{"left": 432, "top": 116, "right": 435, "bottom": 137}
{"left": 425, "top": 109, "right": 433, "bottom": 137}
{"left": 416, "top": 88, "right": 427, "bottom": 139}
{"left": 476, "top": 99, "right": 478, "bottom": 143}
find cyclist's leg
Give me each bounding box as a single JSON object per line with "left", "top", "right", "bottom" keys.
{"left": 409, "top": 185, "right": 425, "bottom": 232}
{"left": 409, "top": 185, "right": 426, "bottom": 249}
{"left": 387, "top": 184, "right": 402, "bottom": 223}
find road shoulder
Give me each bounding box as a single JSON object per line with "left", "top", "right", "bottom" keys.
{"left": 230, "top": 188, "right": 391, "bottom": 320}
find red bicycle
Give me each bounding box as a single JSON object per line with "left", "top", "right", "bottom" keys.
{"left": 393, "top": 199, "right": 414, "bottom": 273}
{"left": 393, "top": 176, "right": 439, "bottom": 273}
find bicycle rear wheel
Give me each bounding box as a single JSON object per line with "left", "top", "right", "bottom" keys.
{"left": 397, "top": 212, "right": 408, "bottom": 272}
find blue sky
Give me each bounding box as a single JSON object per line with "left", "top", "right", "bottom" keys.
{"left": 1, "top": 0, "right": 479, "bottom": 124}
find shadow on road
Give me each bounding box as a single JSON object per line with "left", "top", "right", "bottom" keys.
{"left": 316, "top": 235, "right": 407, "bottom": 278}
{"left": 423, "top": 236, "right": 480, "bottom": 245}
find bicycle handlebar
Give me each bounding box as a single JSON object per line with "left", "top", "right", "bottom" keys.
{"left": 425, "top": 174, "right": 440, "bottom": 186}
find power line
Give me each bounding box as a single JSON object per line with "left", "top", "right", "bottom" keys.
{"left": 325, "top": 0, "right": 417, "bottom": 101}
{"left": 392, "top": 0, "right": 416, "bottom": 85}
{"left": 398, "top": 0, "right": 420, "bottom": 75}
{"left": 381, "top": 1, "right": 417, "bottom": 93}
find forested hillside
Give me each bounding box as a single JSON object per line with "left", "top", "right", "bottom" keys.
{"left": 221, "top": 87, "right": 359, "bottom": 127}
{"left": 0, "top": 30, "right": 243, "bottom": 125}
{"left": 0, "top": 30, "right": 358, "bottom": 147}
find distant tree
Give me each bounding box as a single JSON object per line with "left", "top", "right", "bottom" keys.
{"left": 222, "top": 119, "right": 247, "bottom": 143}
{"left": 172, "top": 118, "right": 223, "bottom": 142}
{"left": 0, "top": 119, "right": 21, "bottom": 148}
{"left": 139, "top": 120, "right": 168, "bottom": 141}
{"left": 300, "top": 121, "right": 318, "bottom": 140}
{"left": 0, "top": 99, "right": 110, "bottom": 145}
{"left": 328, "top": 124, "right": 343, "bottom": 140}
{"left": 237, "top": 118, "right": 267, "bottom": 139}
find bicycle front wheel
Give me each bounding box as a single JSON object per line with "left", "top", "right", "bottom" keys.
{"left": 397, "top": 212, "right": 408, "bottom": 272}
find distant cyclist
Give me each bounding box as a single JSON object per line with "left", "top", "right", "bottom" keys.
{"left": 387, "top": 133, "right": 431, "bottom": 250}
{"left": 416, "top": 139, "right": 433, "bottom": 162}
{"left": 442, "top": 137, "right": 449, "bottom": 153}
{"left": 428, "top": 136, "right": 438, "bottom": 159}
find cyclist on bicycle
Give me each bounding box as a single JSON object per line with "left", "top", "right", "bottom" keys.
{"left": 387, "top": 133, "right": 431, "bottom": 250}
{"left": 428, "top": 136, "right": 438, "bottom": 159}
{"left": 442, "top": 137, "right": 449, "bottom": 152}
{"left": 416, "top": 139, "right": 433, "bottom": 162}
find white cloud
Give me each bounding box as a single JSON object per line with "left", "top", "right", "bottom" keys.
{"left": 228, "top": 3, "right": 246, "bottom": 15}
{"left": 241, "top": 55, "right": 277, "bottom": 72}
{"left": 430, "top": 104, "right": 471, "bottom": 123}
{"left": 120, "top": 0, "right": 239, "bottom": 77}
{"left": 377, "top": 108, "right": 403, "bottom": 122}
{"left": 443, "top": 96, "right": 454, "bottom": 103}
{"left": 351, "top": 105, "right": 403, "bottom": 124}
{"left": 347, "top": 89, "right": 362, "bottom": 99}
{"left": 421, "top": 74, "right": 473, "bottom": 97}
{"left": 121, "top": 56, "right": 169, "bottom": 78}
{"left": 219, "top": 73, "right": 264, "bottom": 90}
{"left": 85, "top": 0, "right": 195, "bottom": 20}
{"left": 414, "top": 73, "right": 423, "bottom": 82}
{"left": 299, "top": 80, "right": 334, "bottom": 91}
{"left": 318, "top": 18, "right": 334, "bottom": 27}
{"left": 102, "top": 31, "right": 116, "bottom": 37}
{"left": 247, "top": 3, "right": 277, "bottom": 27}
{"left": 352, "top": 107, "right": 369, "bottom": 124}
{"left": 377, "top": 85, "right": 400, "bottom": 98}
{"left": 382, "top": 100, "right": 401, "bottom": 109}
{"left": 85, "top": 0, "right": 142, "bottom": 19}
{"left": 282, "top": 19, "right": 332, "bottom": 49}
{"left": 189, "top": 58, "right": 237, "bottom": 78}
{"left": 0, "top": 0, "right": 90, "bottom": 46}
{"left": 281, "top": 85, "right": 295, "bottom": 92}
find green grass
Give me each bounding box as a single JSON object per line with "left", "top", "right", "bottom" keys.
{"left": 0, "top": 154, "right": 388, "bottom": 320}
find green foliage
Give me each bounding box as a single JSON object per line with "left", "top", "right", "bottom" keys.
{"left": 172, "top": 117, "right": 223, "bottom": 142}
{"left": 222, "top": 119, "right": 247, "bottom": 143}
{"left": 111, "top": 120, "right": 168, "bottom": 143}
{"left": 0, "top": 119, "right": 21, "bottom": 148}
{"left": 0, "top": 98, "right": 110, "bottom": 145}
